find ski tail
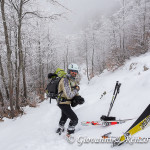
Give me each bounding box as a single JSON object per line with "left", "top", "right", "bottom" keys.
{"left": 112, "top": 104, "right": 150, "bottom": 147}
{"left": 112, "top": 114, "right": 150, "bottom": 147}
{"left": 127, "top": 104, "right": 150, "bottom": 132}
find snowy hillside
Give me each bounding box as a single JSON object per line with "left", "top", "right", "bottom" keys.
{"left": 0, "top": 52, "right": 150, "bottom": 150}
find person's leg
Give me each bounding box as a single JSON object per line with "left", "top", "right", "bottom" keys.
{"left": 56, "top": 104, "right": 68, "bottom": 133}
{"left": 59, "top": 110, "right": 68, "bottom": 127}
{"left": 58, "top": 104, "right": 78, "bottom": 134}
{"left": 67, "top": 109, "right": 78, "bottom": 134}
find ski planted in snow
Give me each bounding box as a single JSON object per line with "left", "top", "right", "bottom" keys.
{"left": 100, "top": 81, "right": 121, "bottom": 121}
{"left": 81, "top": 118, "right": 134, "bottom": 126}
{"left": 112, "top": 104, "right": 150, "bottom": 147}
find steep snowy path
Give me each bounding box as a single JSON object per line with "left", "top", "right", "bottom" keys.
{"left": 0, "top": 52, "right": 150, "bottom": 150}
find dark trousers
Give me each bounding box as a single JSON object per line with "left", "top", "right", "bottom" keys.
{"left": 58, "top": 104, "right": 78, "bottom": 128}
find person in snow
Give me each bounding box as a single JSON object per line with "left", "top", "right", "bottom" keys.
{"left": 56, "top": 63, "right": 84, "bottom": 135}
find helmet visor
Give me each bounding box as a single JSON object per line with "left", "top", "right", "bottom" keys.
{"left": 70, "top": 70, "right": 78, "bottom": 74}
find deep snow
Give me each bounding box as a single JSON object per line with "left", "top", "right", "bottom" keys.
{"left": 0, "top": 52, "right": 150, "bottom": 150}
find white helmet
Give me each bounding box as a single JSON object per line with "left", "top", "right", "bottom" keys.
{"left": 68, "top": 63, "right": 79, "bottom": 72}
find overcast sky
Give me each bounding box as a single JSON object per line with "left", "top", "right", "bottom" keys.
{"left": 37, "top": 0, "right": 121, "bottom": 35}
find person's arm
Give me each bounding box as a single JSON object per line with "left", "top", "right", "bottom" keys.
{"left": 61, "top": 78, "right": 78, "bottom": 99}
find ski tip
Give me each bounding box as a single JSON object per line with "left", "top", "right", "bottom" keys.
{"left": 101, "top": 132, "right": 112, "bottom": 138}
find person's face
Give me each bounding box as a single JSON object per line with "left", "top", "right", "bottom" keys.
{"left": 70, "top": 70, "right": 78, "bottom": 78}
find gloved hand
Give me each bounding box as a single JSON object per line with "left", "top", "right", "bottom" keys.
{"left": 77, "top": 96, "right": 85, "bottom": 104}
{"left": 71, "top": 95, "right": 85, "bottom": 107}
{"left": 71, "top": 99, "right": 78, "bottom": 107}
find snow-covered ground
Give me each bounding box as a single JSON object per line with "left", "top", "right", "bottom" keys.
{"left": 0, "top": 52, "right": 150, "bottom": 150}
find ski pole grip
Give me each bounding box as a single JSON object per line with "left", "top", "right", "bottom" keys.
{"left": 113, "top": 81, "right": 119, "bottom": 95}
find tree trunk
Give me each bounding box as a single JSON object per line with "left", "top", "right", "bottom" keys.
{"left": 91, "top": 33, "right": 95, "bottom": 77}
{"left": 14, "top": 29, "right": 18, "bottom": 104}
{"left": 0, "top": 55, "right": 9, "bottom": 99}
{"left": 42, "top": 62, "right": 44, "bottom": 89}
{"left": 63, "top": 59, "right": 66, "bottom": 71}
{"left": 0, "top": 89, "right": 4, "bottom": 107}
{"left": 143, "top": 0, "right": 147, "bottom": 50}
{"left": 15, "top": 0, "right": 24, "bottom": 111}
{"left": 22, "top": 47, "right": 27, "bottom": 99}
{"left": 1, "top": 0, "right": 14, "bottom": 118}
{"left": 66, "top": 44, "right": 69, "bottom": 68}
{"left": 122, "top": 0, "right": 126, "bottom": 59}
{"left": 15, "top": 0, "right": 27, "bottom": 110}
{"left": 85, "top": 34, "right": 90, "bottom": 81}
{"left": 38, "top": 40, "right": 42, "bottom": 93}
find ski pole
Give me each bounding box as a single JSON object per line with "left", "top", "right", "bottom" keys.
{"left": 108, "top": 83, "right": 121, "bottom": 116}
{"left": 113, "top": 81, "right": 119, "bottom": 95}
{"left": 112, "top": 83, "right": 121, "bottom": 105}
{"left": 109, "top": 83, "right": 121, "bottom": 116}
{"left": 110, "top": 81, "right": 119, "bottom": 107}
{"left": 107, "top": 81, "right": 119, "bottom": 116}
{"left": 107, "top": 82, "right": 121, "bottom": 117}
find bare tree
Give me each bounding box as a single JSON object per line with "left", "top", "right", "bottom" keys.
{"left": 84, "top": 33, "right": 90, "bottom": 81}
{"left": 1, "top": 0, "right": 14, "bottom": 118}
{"left": 91, "top": 32, "right": 95, "bottom": 77}
{"left": 65, "top": 42, "right": 69, "bottom": 68}
{"left": 0, "top": 89, "right": 4, "bottom": 107}
{"left": 0, "top": 55, "right": 9, "bottom": 99}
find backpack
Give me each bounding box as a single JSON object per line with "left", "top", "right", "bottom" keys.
{"left": 46, "top": 68, "right": 66, "bottom": 103}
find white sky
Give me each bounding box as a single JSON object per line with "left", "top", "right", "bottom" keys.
{"left": 37, "top": 0, "right": 120, "bottom": 35}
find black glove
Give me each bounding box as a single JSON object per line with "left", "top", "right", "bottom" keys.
{"left": 71, "top": 95, "right": 85, "bottom": 107}
{"left": 48, "top": 73, "right": 58, "bottom": 79}
{"left": 71, "top": 99, "right": 78, "bottom": 107}
{"left": 77, "top": 96, "right": 85, "bottom": 104}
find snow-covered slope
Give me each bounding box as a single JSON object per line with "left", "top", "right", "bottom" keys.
{"left": 0, "top": 52, "right": 150, "bottom": 150}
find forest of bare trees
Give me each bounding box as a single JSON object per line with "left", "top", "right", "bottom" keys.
{"left": 0, "top": 0, "right": 150, "bottom": 119}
